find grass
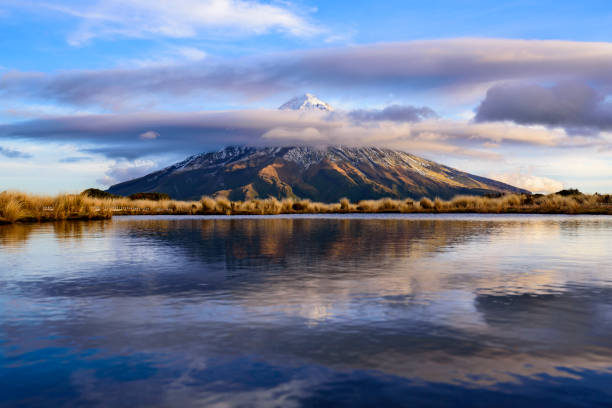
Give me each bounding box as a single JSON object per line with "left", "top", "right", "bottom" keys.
{"left": 1, "top": 190, "right": 611, "bottom": 224}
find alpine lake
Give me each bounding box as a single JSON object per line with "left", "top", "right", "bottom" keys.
{"left": 1, "top": 214, "right": 612, "bottom": 407}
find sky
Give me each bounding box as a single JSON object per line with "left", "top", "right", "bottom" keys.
{"left": 1, "top": 0, "right": 612, "bottom": 194}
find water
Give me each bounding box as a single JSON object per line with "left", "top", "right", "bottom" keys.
{"left": 1, "top": 214, "right": 612, "bottom": 407}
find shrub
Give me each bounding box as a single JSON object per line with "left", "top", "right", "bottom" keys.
{"left": 419, "top": 197, "right": 434, "bottom": 209}
{"left": 340, "top": 197, "right": 350, "bottom": 211}
{"left": 280, "top": 198, "right": 295, "bottom": 213}
{"left": 356, "top": 200, "right": 375, "bottom": 211}
{"left": 215, "top": 197, "right": 232, "bottom": 214}
{"left": 200, "top": 196, "right": 216, "bottom": 213}
{"left": 129, "top": 192, "right": 171, "bottom": 201}
{"left": 291, "top": 199, "right": 312, "bottom": 212}
{"left": 263, "top": 198, "right": 282, "bottom": 214}
{"left": 556, "top": 188, "right": 582, "bottom": 196}
{"left": 433, "top": 198, "right": 446, "bottom": 211}
{"left": 81, "top": 188, "right": 121, "bottom": 199}
{"left": 377, "top": 198, "right": 399, "bottom": 212}
{"left": 399, "top": 199, "right": 415, "bottom": 213}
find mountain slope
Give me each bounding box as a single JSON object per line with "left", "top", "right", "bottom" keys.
{"left": 107, "top": 146, "right": 529, "bottom": 201}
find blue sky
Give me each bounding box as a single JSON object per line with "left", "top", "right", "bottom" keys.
{"left": 5, "top": 1, "right": 612, "bottom": 72}
{"left": 1, "top": 0, "right": 612, "bottom": 193}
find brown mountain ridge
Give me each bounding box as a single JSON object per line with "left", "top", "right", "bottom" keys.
{"left": 107, "top": 146, "right": 529, "bottom": 201}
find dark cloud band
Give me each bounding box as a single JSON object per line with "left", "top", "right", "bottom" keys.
{"left": 3, "top": 39, "right": 612, "bottom": 110}
{"left": 348, "top": 105, "right": 437, "bottom": 122}
{"left": 0, "top": 108, "right": 569, "bottom": 160}
{"left": 475, "top": 81, "right": 612, "bottom": 133}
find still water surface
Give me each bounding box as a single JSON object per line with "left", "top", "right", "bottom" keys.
{"left": 1, "top": 214, "right": 612, "bottom": 407}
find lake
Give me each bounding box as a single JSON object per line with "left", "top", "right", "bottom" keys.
{"left": 1, "top": 214, "right": 612, "bottom": 407}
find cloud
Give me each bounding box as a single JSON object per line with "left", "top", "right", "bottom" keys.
{"left": 262, "top": 126, "right": 325, "bottom": 142}
{"left": 118, "top": 46, "right": 208, "bottom": 69}
{"left": 490, "top": 173, "right": 563, "bottom": 194}
{"left": 348, "top": 105, "right": 437, "bottom": 122}
{"left": 4, "top": 39, "right": 612, "bottom": 110}
{"left": 59, "top": 156, "right": 94, "bottom": 163}
{"left": 0, "top": 109, "right": 574, "bottom": 161}
{"left": 174, "top": 46, "right": 207, "bottom": 62}
{"left": 97, "top": 159, "right": 157, "bottom": 186}
{"left": 139, "top": 130, "right": 159, "bottom": 140}
{"left": 31, "top": 0, "right": 320, "bottom": 45}
{"left": 475, "top": 81, "right": 612, "bottom": 133}
{"left": 0, "top": 146, "right": 32, "bottom": 159}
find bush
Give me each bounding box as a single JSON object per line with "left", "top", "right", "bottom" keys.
{"left": 263, "top": 198, "right": 282, "bottom": 214}
{"left": 378, "top": 198, "right": 399, "bottom": 212}
{"left": 81, "top": 188, "right": 121, "bottom": 199}
{"left": 215, "top": 197, "right": 232, "bottom": 214}
{"left": 200, "top": 196, "right": 217, "bottom": 213}
{"left": 339, "top": 197, "right": 350, "bottom": 211}
{"left": 129, "top": 192, "right": 171, "bottom": 201}
{"left": 419, "top": 197, "right": 434, "bottom": 209}
{"left": 433, "top": 198, "right": 446, "bottom": 211}
{"left": 556, "top": 189, "right": 582, "bottom": 196}
{"left": 291, "top": 200, "right": 312, "bottom": 212}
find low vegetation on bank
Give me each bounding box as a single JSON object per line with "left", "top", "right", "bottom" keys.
{"left": 1, "top": 190, "right": 611, "bottom": 223}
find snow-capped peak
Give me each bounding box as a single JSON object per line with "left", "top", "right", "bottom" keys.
{"left": 279, "top": 93, "right": 334, "bottom": 112}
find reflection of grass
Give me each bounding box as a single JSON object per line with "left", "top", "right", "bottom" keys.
{"left": 1, "top": 191, "right": 611, "bottom": 223}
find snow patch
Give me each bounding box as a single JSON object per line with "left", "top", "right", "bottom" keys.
{"left": 279, "top": 93, "right": 334, "bottom": 112}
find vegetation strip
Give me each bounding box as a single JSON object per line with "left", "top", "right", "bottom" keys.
{"left": 1, "top": 189, "right": 610, "bottom": 224}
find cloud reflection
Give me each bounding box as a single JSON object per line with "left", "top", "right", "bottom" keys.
{"left": 1, "top": 215, "right": 612, "bottom": 405}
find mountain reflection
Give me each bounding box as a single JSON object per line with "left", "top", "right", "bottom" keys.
{"left": 125, "top": 217, "right": 495, "bottom": 267}
{"left": 1, "top": 215, "right": 612, "bottom": 405}
{"left": 2, "top": 217, "right": 497, "bottom": 298}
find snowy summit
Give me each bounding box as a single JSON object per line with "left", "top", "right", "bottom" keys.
{"left": 279, "top": 93, "right": 334, "bottom": 112}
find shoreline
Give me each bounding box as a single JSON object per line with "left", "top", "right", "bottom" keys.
{"left": 4, "top": 211, "right": 612, "bottom": 226}
{"left": 2, "top": 195, "right": 611, "bottom": 225}
{"left": 1, "top": 191, "right": 611, "bottom": 224}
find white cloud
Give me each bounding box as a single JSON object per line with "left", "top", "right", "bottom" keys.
{"left": 175, "top": 46, "right": 207, "bottom": 62}
{"left": 491, "top": 173, "right": 563, "bottom": 194}
{"left": 37, "top": 0, "right": 320, "bottom": 45}
{"left": 0, "top": 141, "right": 113, "bottom": 194}
{"left": 262, "top": 126, "right": 324, "bottom": 141}
{"left": 119, "top": 46, "right": 208, "bottom": 69}
{"left": 97, "top": 159, "right": 157, "bottom": 186}
{"left": 139, "top": 130, "right": 159, "bottom": 140}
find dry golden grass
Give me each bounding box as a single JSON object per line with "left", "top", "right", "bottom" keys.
{"left": 1, "top": 190, "right": 611, "bottom": 224}
{"left": 0, "top": 191, "right": 115, "bottom": 223}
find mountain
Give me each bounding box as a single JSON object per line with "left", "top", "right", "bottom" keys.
{"left": 279, "top": 93, "right": 334, "bottom": 111}
{"left": 108, "top": 95, "right": 527, "bottom": 201}
{"left": 107, "top": 145, "right": 529, "bottom": 201}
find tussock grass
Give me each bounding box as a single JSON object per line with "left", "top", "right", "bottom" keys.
{"left": 1, "top": 190, "right": 611, "bottom": 224}
{"left": 0, "top": 191, "right": 115, "bottom": 223}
